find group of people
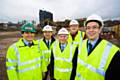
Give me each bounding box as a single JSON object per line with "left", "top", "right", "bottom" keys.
{"left": 6, "top": 14, "right": 120, "bottom": 80}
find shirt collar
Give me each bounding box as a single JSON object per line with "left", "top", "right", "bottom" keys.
{"left": 23, "top": 39, "right": 31, "bottom": 46}
{"left": 88, "top": 37, "right": 99, "bottom": 47}
{"left": 61, "top": 43, "right": 67, "bottom": 47}
{"left": 46, "top": 39, "right": 51, "bottom": 43}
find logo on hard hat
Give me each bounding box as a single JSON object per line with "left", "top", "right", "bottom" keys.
{"left": 43, "top": 25, "right": 53, "bottom": 31}
{"left": 46, "top": 26, "right": 50, "bottom": 29}
{"left": 62, "top": 29, "right": 66, "bottom": 32}
{"left": 58, "top": 28, "right": 69, "bottom": 35}
{"left": 25, "top": 27, "right": 33, "bottom": 30}
{"left": 69, "top": 19, "right": 79, "bottom": 25}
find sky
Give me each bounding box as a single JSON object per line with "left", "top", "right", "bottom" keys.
{"left": 0, "top": 0, "right": 120, "bottom": 23}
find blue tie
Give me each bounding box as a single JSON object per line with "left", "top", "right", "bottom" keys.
{"left": 88, "top": 43, "right": 93, "bottom": 53}
{"left": 47, "top": 41, "right": 49, "bottom": 48}
{"left": 61, "top": 45, "right": 65, "bottom": 52}
{"left": 28, "top": 43, "right": 32, "bottom": 47}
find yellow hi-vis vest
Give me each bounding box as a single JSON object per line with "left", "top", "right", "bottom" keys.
{"left": 52, "top": 41, "right": 76, "bottom": 80}
{"left": 6, "top": 39, "right": 43, "bottom": 80}
{"left": 38, "top": 39, "right": 53, "bottom": 72}
{"left": 75, "top": 39, "right": 119, "bottom": 80}
{"left": 68, "top": 31, "right": 85, "bottom": 46}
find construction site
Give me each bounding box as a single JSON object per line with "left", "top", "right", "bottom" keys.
{"left": 0, "top": 29, "right": 120, "bottom": 80}
{"left": 0, "top": 9, "right": 120, "bottom": 80}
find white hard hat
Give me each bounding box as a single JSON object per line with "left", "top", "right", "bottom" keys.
{"left": 58, "top": 28, "right": 69, "bottom": 35}
{"left": 69, "top": 19, "right": 79, "bottom": 25}
{"left": 85, "top": 14, "right": 103, "bottom": 27}
{"left": 42, "top": 25, "right": 53, "bottom": 31}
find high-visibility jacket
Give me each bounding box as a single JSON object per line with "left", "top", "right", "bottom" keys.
{"left": 68, "top": 31, "right": 85, "bottom": 47}
{"left": 38, "top": 38, "right": 55, "bottom": 72}
{"left": 75, "top": 39, "right": 119, "bottom": 80}
{"left": 52, "top": 41, "right": 76, "bottom": 80}
{"left": 6, "top": 38, "right": 43, "bottom": 80}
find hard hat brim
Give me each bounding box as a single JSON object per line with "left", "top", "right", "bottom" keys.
{"left": 85, "top": 20, "right": 103, "bottom": 27}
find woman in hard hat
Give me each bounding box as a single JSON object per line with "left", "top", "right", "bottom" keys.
{"left": 6, "top": 23, "right": 43, "bottom": 80}
{"left": 50, "top": 28, "right": 77, "bottom": 80}
{"left": 75, "top": 14, "right": 120, "bottom": 80}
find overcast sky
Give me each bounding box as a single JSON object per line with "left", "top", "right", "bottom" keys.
{"left": 0, "top": 0, "right": 120, "bottom": 23}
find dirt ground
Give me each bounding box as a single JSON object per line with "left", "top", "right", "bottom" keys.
{"left": 0, "top": 31, "right": 120, "bottom": 80}
{"left": 0, "top": 31, "right": 21, "bottom": 80}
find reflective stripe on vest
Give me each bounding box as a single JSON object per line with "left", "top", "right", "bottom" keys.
{"left": 38, "top": 39, "right": 40, "bottom": 53}
{"left": 7, "top": 58, "right": 17, "bottom": 63}
{"left": 80, "top": 31, "right": 83, "bottom": 42}
{"left": 73, "top": 31, "right": 83, "bottom": 45}
{"left": 18, "top": 64, "right": 41, "bottom": 73}
{"left": 11, "top": 44, "right": 42, "bottom": 66}
{"left": 73, "top": 42, "right": 79, "bottom": 45}
{"left": 18, "top": 57, "right": 42, "bottom": 66}
{"left": 12, "top": 44, "right": 20, "bottom": 63}
{"left": 99, "top": 42, "right": 112, "bottom": 70}
{"left": 53, "top": 42, "right": 73, "bottom": 62}
{"left": 7, "top": 63, "right": 41, "bottom": 73}
{"left": 42, "top": 50, "right": 51, "bottom": 54}
{"left": 78, "top": 32, "right": 84, "bottom": 54}
{"left": 55, "top": 67, "right": 72, "bottom": 72}
{"left": 77, "top": 42, "right": 112, "bottom": 77}
{"left": 8, "top": 44, "right": 41, "bottom": 72}
{"left": 7, "top": 66, "right": 16, "bottom": 70}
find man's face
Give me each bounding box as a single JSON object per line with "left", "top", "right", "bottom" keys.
{"left": 69, "top": 24, "right": 79, "bottom": 34}
{"left": 22, "top": 32, "right": 35, "bottom": 42}
{"left": 43, "top": 31, "right": 53, "bottom": 40}
{"left": 86, "top": 22, "right": 102, "bottom": 41}
{"left": 58, "top": 34, "right": 68, "bottom": 44}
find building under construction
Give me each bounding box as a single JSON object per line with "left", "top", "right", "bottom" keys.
{"left": 39, "top": 10, "right": 53, "bottom": 28}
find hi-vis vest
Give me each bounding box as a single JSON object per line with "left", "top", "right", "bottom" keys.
{"left": 38, "top": 38, "right": 53, "bottom": 72}
{"left": 6, "top": 39, "right": 43, "bottom": 80}
{"left": 52, "top": 41, "right": 76, "bottom": 80}
{"left": 68, "top": 31, "right": 85, "bottom": 46}
{"left": 75, "top": 39, "right": 119, "bottom": 80}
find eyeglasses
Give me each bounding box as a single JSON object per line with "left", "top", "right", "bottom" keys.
{"left": 86, "top": 26, "right": 100, "bottom": 30}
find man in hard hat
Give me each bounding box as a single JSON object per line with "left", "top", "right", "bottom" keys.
{"left": 6, "top": 23, "right": 43, "bottom": 80}
{"left": 50, "top": 28, "right": 77, "bottom": 80}
{"left": 68, "top": 20, "right": 85, "bottom": 80}
{"left": 68, "top": 19, "right": 85, "bottom": 46}
{"left": 39, "top": 25, "right": 55, "bottom": 80}
{"left": 75, "top": 14, "right": 120, "bottom": 80}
